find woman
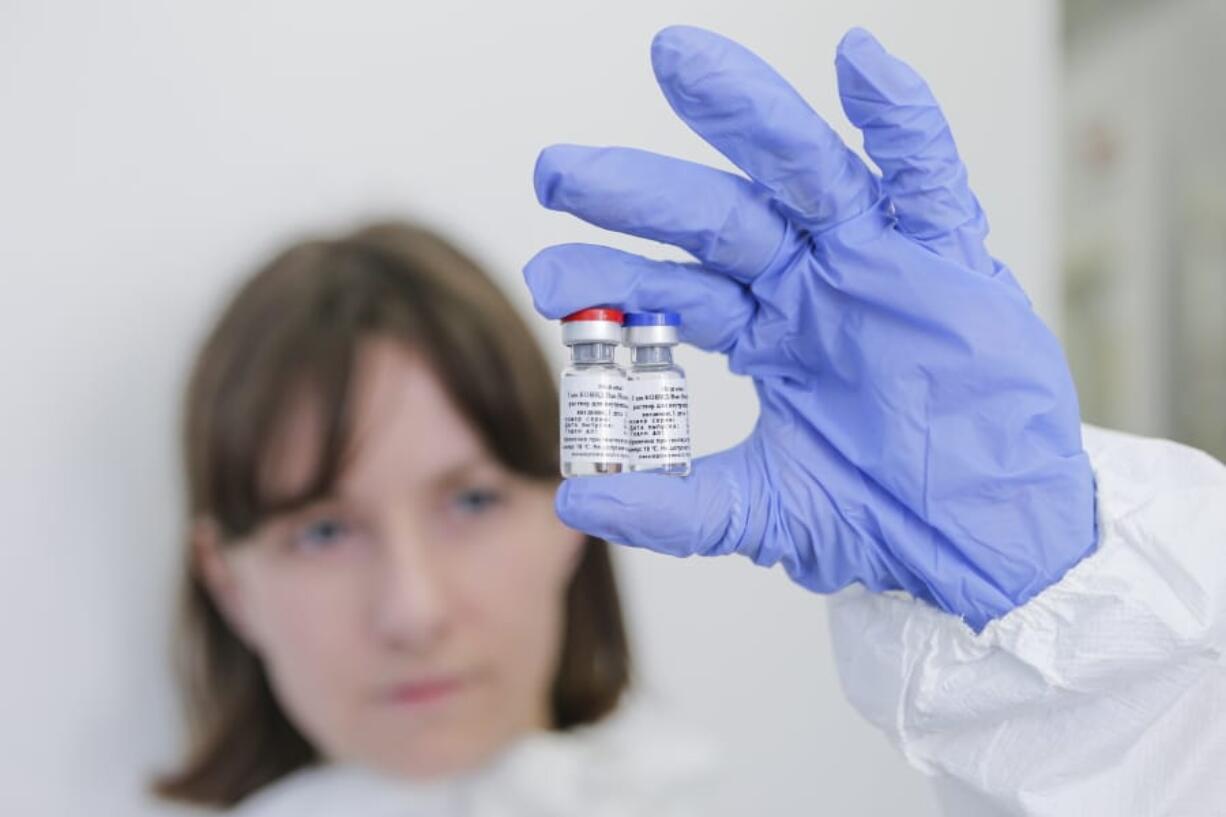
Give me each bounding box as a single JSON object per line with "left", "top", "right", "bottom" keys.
{"left": 159, "top": 25, "right": 1226, "bottom": 816}
{"left": 155, "top": 223, "right": 715, "bottom": 814}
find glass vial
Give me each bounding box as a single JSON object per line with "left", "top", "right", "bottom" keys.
{"left": 624, "top": 312, "right": 691, "bottom": 476}
{"left": 560, "top": 308, "right": 629, "bottom": 477}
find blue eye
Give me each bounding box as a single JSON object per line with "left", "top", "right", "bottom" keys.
{"left": 453, "top": 489, "right": 502, "bottom": 516}
{"left": 293, "top": 517, "right": 350, "bottom": 551}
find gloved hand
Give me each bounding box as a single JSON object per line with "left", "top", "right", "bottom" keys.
{"left": 524, "top": 26, "right": 1096, "bottom": 630}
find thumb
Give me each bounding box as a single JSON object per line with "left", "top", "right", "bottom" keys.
{"left": 555, "top": 449, "right": 749, "bottom": 559}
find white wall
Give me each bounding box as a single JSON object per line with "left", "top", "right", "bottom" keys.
{"left": 0, "top": 2, "right": 1057, "bottom": 814}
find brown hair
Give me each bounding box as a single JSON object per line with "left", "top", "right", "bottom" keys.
{"left": 154, "top": 222, "right": 631, "bottom": 807}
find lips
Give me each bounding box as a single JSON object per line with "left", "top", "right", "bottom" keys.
{"left": 387, "top": 676, "right": 464, "bottom": 706}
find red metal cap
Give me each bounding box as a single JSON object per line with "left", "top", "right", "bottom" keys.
{"left": 561, "top": 307, "right": 624, "bottom": 323}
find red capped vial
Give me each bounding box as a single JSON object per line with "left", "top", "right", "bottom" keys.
{"left": 559, "top": 308, "right": 629, "bottom": 477}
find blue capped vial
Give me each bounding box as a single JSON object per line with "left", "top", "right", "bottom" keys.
{"left": 623, "top": 312, "right": 691, "bottom": 476}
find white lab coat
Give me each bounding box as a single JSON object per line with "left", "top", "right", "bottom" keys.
{"left": 222, "top": 700, "right": 723, "bottom": 817}
{"left": 215, "top": 425, "right": 1225, "bottom": 816}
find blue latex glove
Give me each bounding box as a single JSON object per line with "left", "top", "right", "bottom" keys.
{"left": 525, "top": 26, "right": 1096, "bottom": 630}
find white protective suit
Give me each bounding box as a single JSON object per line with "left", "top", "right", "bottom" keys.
{"left": 830, "top": 425, "right": 1226, "bottom": 815}
{"left": 204, "top": 425, "right": 1223, "bottom": 816}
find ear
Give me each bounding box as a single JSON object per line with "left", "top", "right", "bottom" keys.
{"left": 192, "top": 517, "right": 261, "bottom": 650}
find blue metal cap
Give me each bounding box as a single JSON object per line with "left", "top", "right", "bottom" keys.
{"left": 623, "top": 311, "right": 681, "bottom": 327}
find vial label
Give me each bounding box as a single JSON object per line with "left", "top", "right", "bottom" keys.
{"left": 628, "top": 378, "right": 691, "bottom": 470}
{"left": 561, "top": 373, "right": 629, "bottom": 465}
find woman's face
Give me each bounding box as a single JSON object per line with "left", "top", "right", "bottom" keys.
{"left": 197, "top": 338, "right": 584, "bottom": 779}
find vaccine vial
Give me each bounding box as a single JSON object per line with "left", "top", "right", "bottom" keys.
{"left": 560, "top": 308, "right": 629, "bottom": 477}
{"left": 624, "top": 312, "right": 691, "bottom": 476}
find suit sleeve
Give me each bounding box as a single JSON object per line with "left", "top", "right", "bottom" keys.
{"left": 828, "top": 425, "right": 1226, "bottom": 816}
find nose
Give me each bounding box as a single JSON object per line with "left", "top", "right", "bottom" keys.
{"left": 370, "top": 518, "right": 451, "bottom": 652}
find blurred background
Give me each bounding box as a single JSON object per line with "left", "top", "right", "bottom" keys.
{"left": 0, "top": 1, "right": 1219, "bottom": 815}
{"left": 1062, "top": 0, "right": 1226, "bottom": 461}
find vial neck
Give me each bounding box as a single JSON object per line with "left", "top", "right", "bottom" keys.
{"left": 631, "top": 345, "right": 673, "bottom": 366}
{"left": 570, "top": 342, "right": 616, "bottom": 364}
